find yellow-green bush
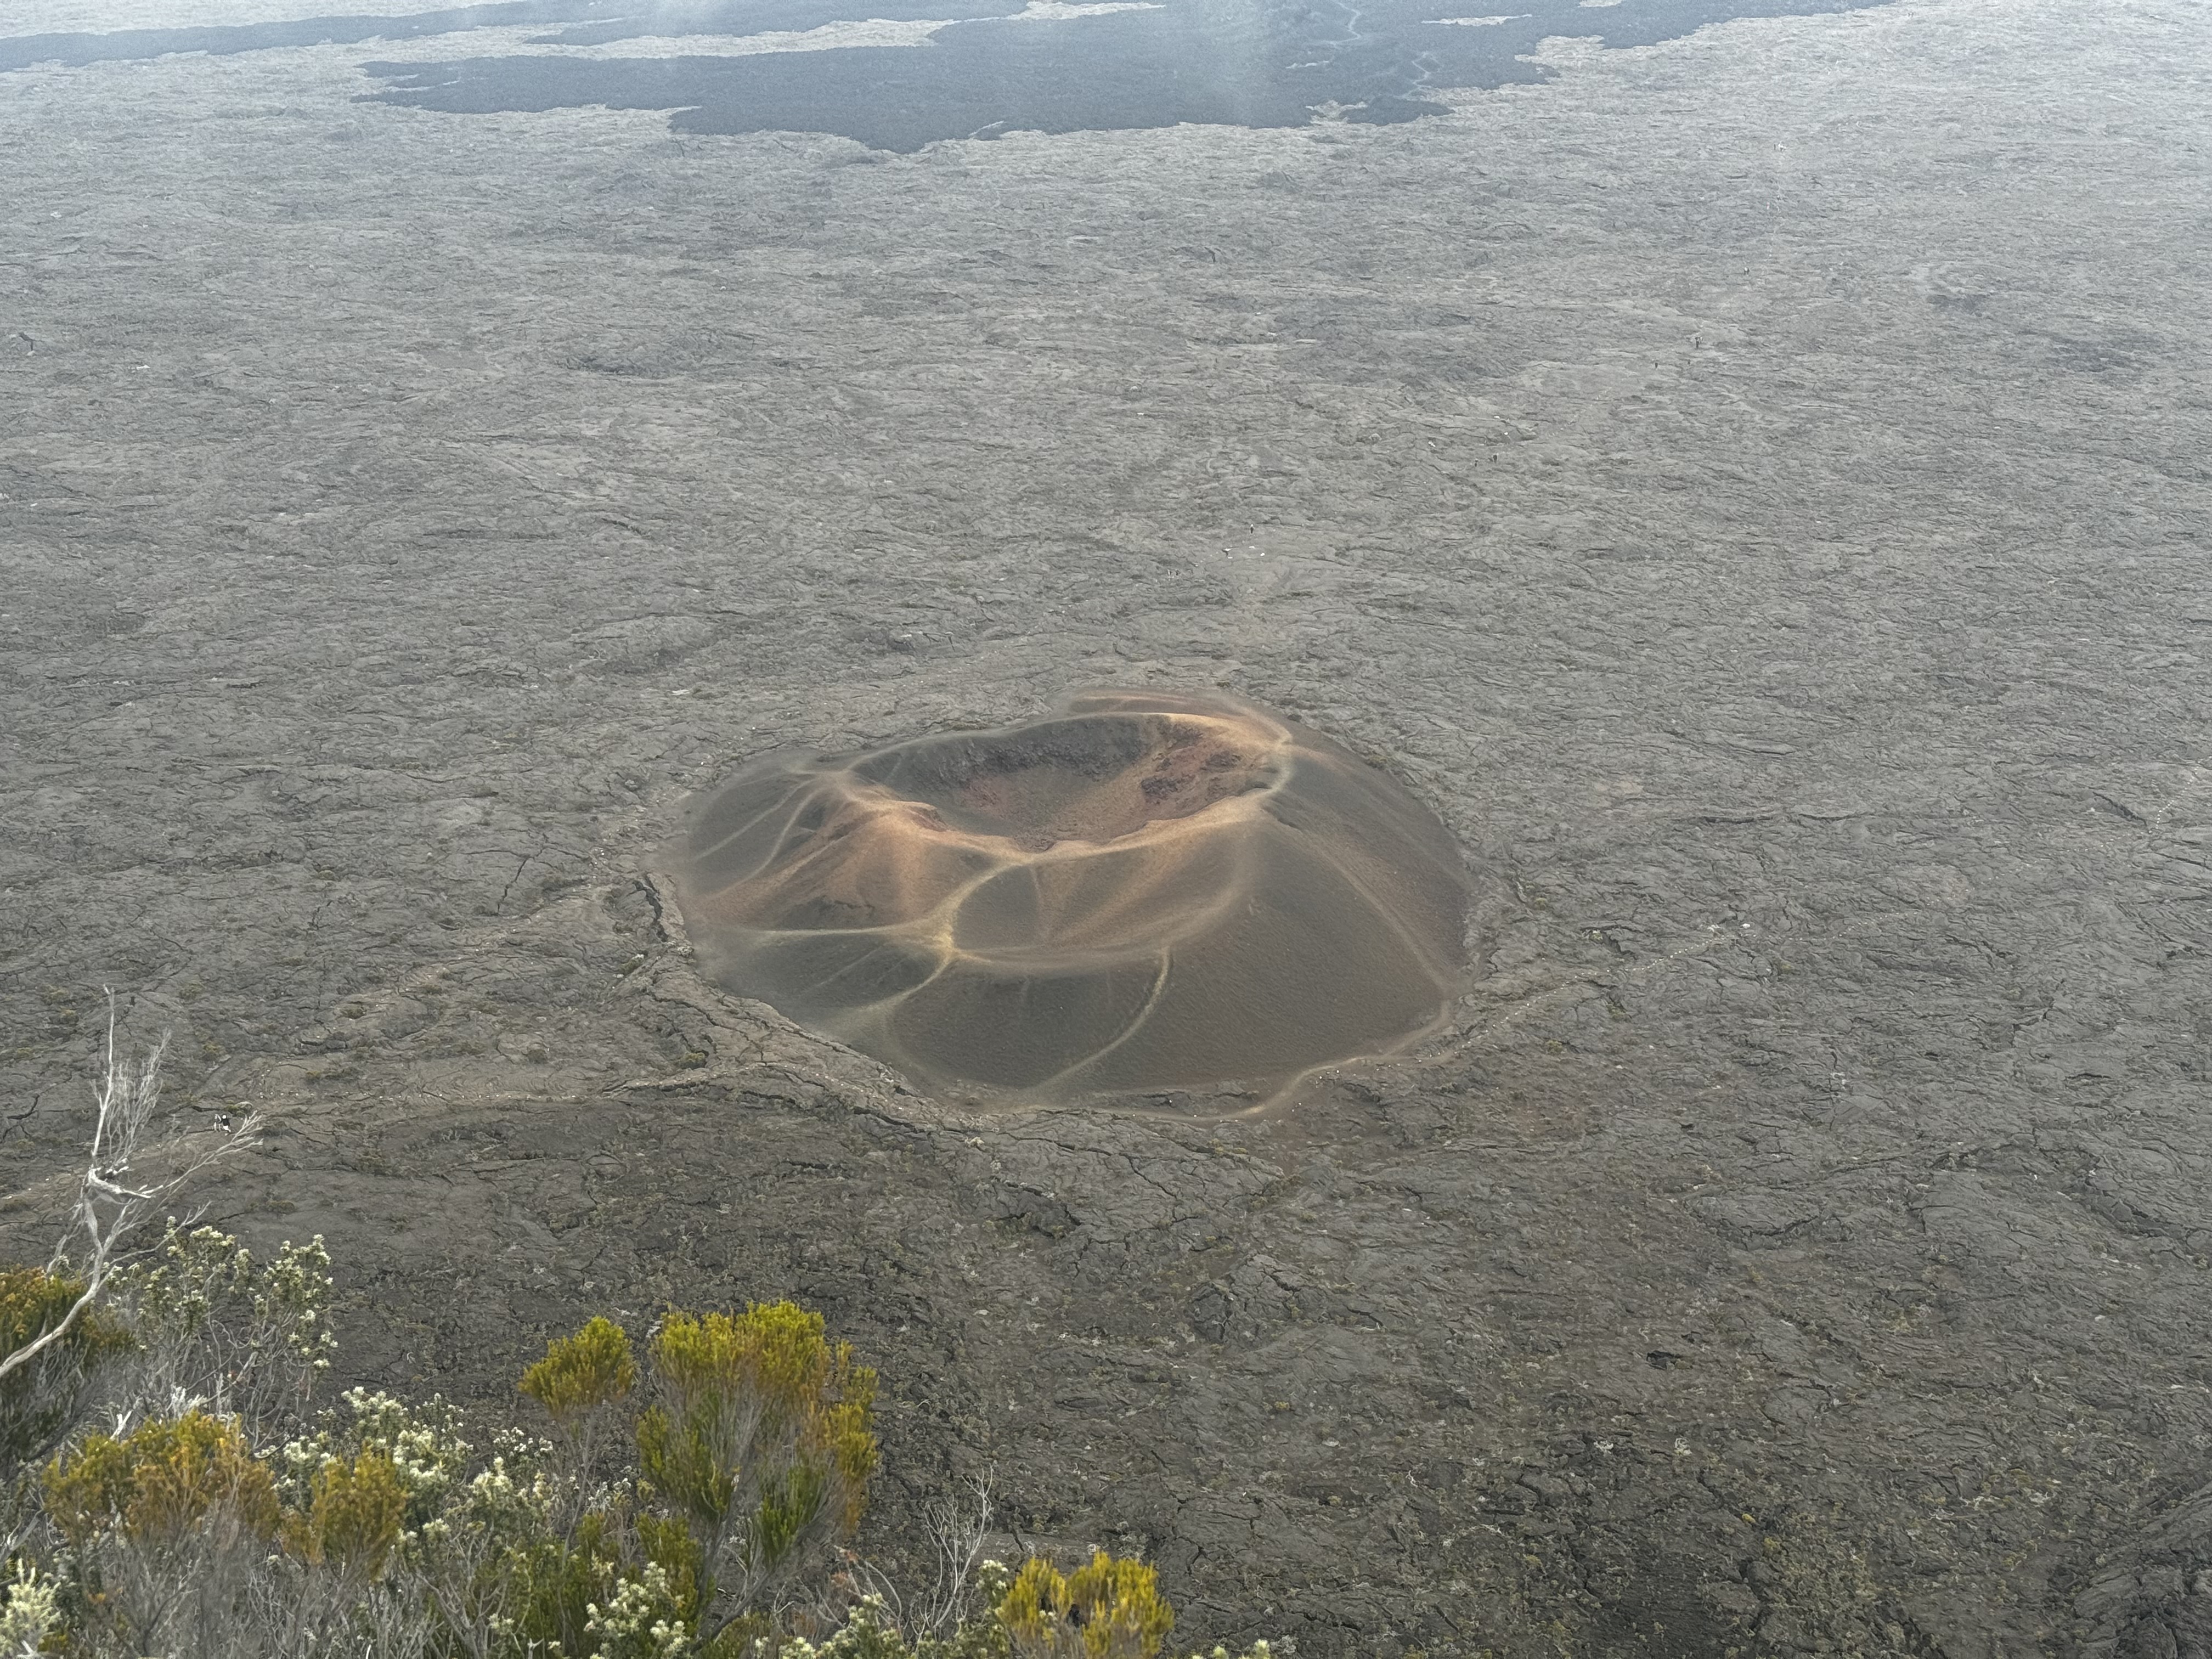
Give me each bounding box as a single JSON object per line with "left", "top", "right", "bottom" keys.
{"left": 44, "top": 1408, "right": 280, "bottom": 1548}
{"left": 522, "top": 1314, "right": 640, "bottom": 1425}
{"left": 0, "top": 1263, "right": 134, "bottom": 1475}
{"left": 774, "top": 1561, "right": 1272, "bottom": 1659}
{"left": 633, "top": 1303, "right": 880, "bottom": 1625}
{"left": 286, "top": 1444, "right": 408, "bottom": 1579}
{"left": 998, "top": 1551, "right": 1176, "bottom": 1659}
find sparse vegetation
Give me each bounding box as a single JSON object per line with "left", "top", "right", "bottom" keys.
{"left": 2, "top": 1277, "right": 1249, "bottom": 1659}
{"left": 0, "top": 1265, "right": 133, "bottom": 1478}
{"left": 1, "top": 1029, "right": 1276, "bottom": 1659}
{"left": 0, "top": 995, "right": 258, "bottom": 1406}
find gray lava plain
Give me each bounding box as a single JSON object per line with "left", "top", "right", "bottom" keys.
{"left": 3, "top": 0, "right": 2210, "bottom": 1652}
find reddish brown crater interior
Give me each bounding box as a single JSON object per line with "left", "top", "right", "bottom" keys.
{"left": 939, "top": 720, "right": 1267, "bottom": 848}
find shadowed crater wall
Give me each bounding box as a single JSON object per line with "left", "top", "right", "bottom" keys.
{"left": 672, "top": 690, "right": 1470, "bottom": 1107}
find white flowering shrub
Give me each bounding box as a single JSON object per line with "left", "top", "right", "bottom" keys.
{"left": 276, "top": 1387, "right": 478, "bottom": 1519}
{"left": 586, "top": 1559, "right": 695, "bottom": 1659}
{"left": 0, "top": 1560, "right": 58, "bottom": 1658}
{"left": 106, "top": 1222, "right": 337, "bottom": 1438}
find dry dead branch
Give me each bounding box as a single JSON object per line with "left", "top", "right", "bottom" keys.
{"left": 0, "top": 992, "right": 258, "bottom": 1390}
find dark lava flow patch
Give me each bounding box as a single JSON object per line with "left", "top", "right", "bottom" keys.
{"left": 673, "top": 690, "right": 1469, "bottom": 1108}
{"left": 2, "top": 0, "right": 1895, "bottom": 150}
{"left": 0, "top": 2, "right": 609, "bottom": 71}
{"left": 362, "top": 0, "right": 1901, "bottom": 150}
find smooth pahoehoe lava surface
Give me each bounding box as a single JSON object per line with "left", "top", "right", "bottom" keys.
{"left": 673, "top": 691, "right": 1470, "bottom": 1104}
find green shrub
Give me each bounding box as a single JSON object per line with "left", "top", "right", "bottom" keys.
{"left": 44, "top": 1409, "right": 280, "bottom": 1548}
{"left": 522, "top": 1311, "right": 640, "bottom": 1506}
{"left": 287, "top": 1444, "right": 408, "bottom": 1579}
{"left": 0, "top": 1263, "right": 134, "bottom": 1477}
{"left": 774, "top": 1567, "right": 1271, "bottom": 1659}
{"left": 634, "top": 1304, "right": 879, "bottom": 1629}
{"left": 523, "top": 1315, "right": 640, "bottom": 1424}
{"left": 998, "top": 1552, "right": 1175, "bottom": 1659}
{"left": 42, "top": 1409, "right": 283, "bottom": 1656}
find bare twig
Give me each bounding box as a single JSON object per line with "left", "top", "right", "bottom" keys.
{"left": 832, "top": 1474, "right": 995, "bottom": 1637}
{"left": 0, "top": 991, "right": 258, "bottom": 1387}
{"left": 922, "top": 1473, "right": 994, "bottom": 1633}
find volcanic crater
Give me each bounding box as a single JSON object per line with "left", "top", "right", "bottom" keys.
{"left": 671, "top": 690, "right": 1471, "bottom": 1106}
